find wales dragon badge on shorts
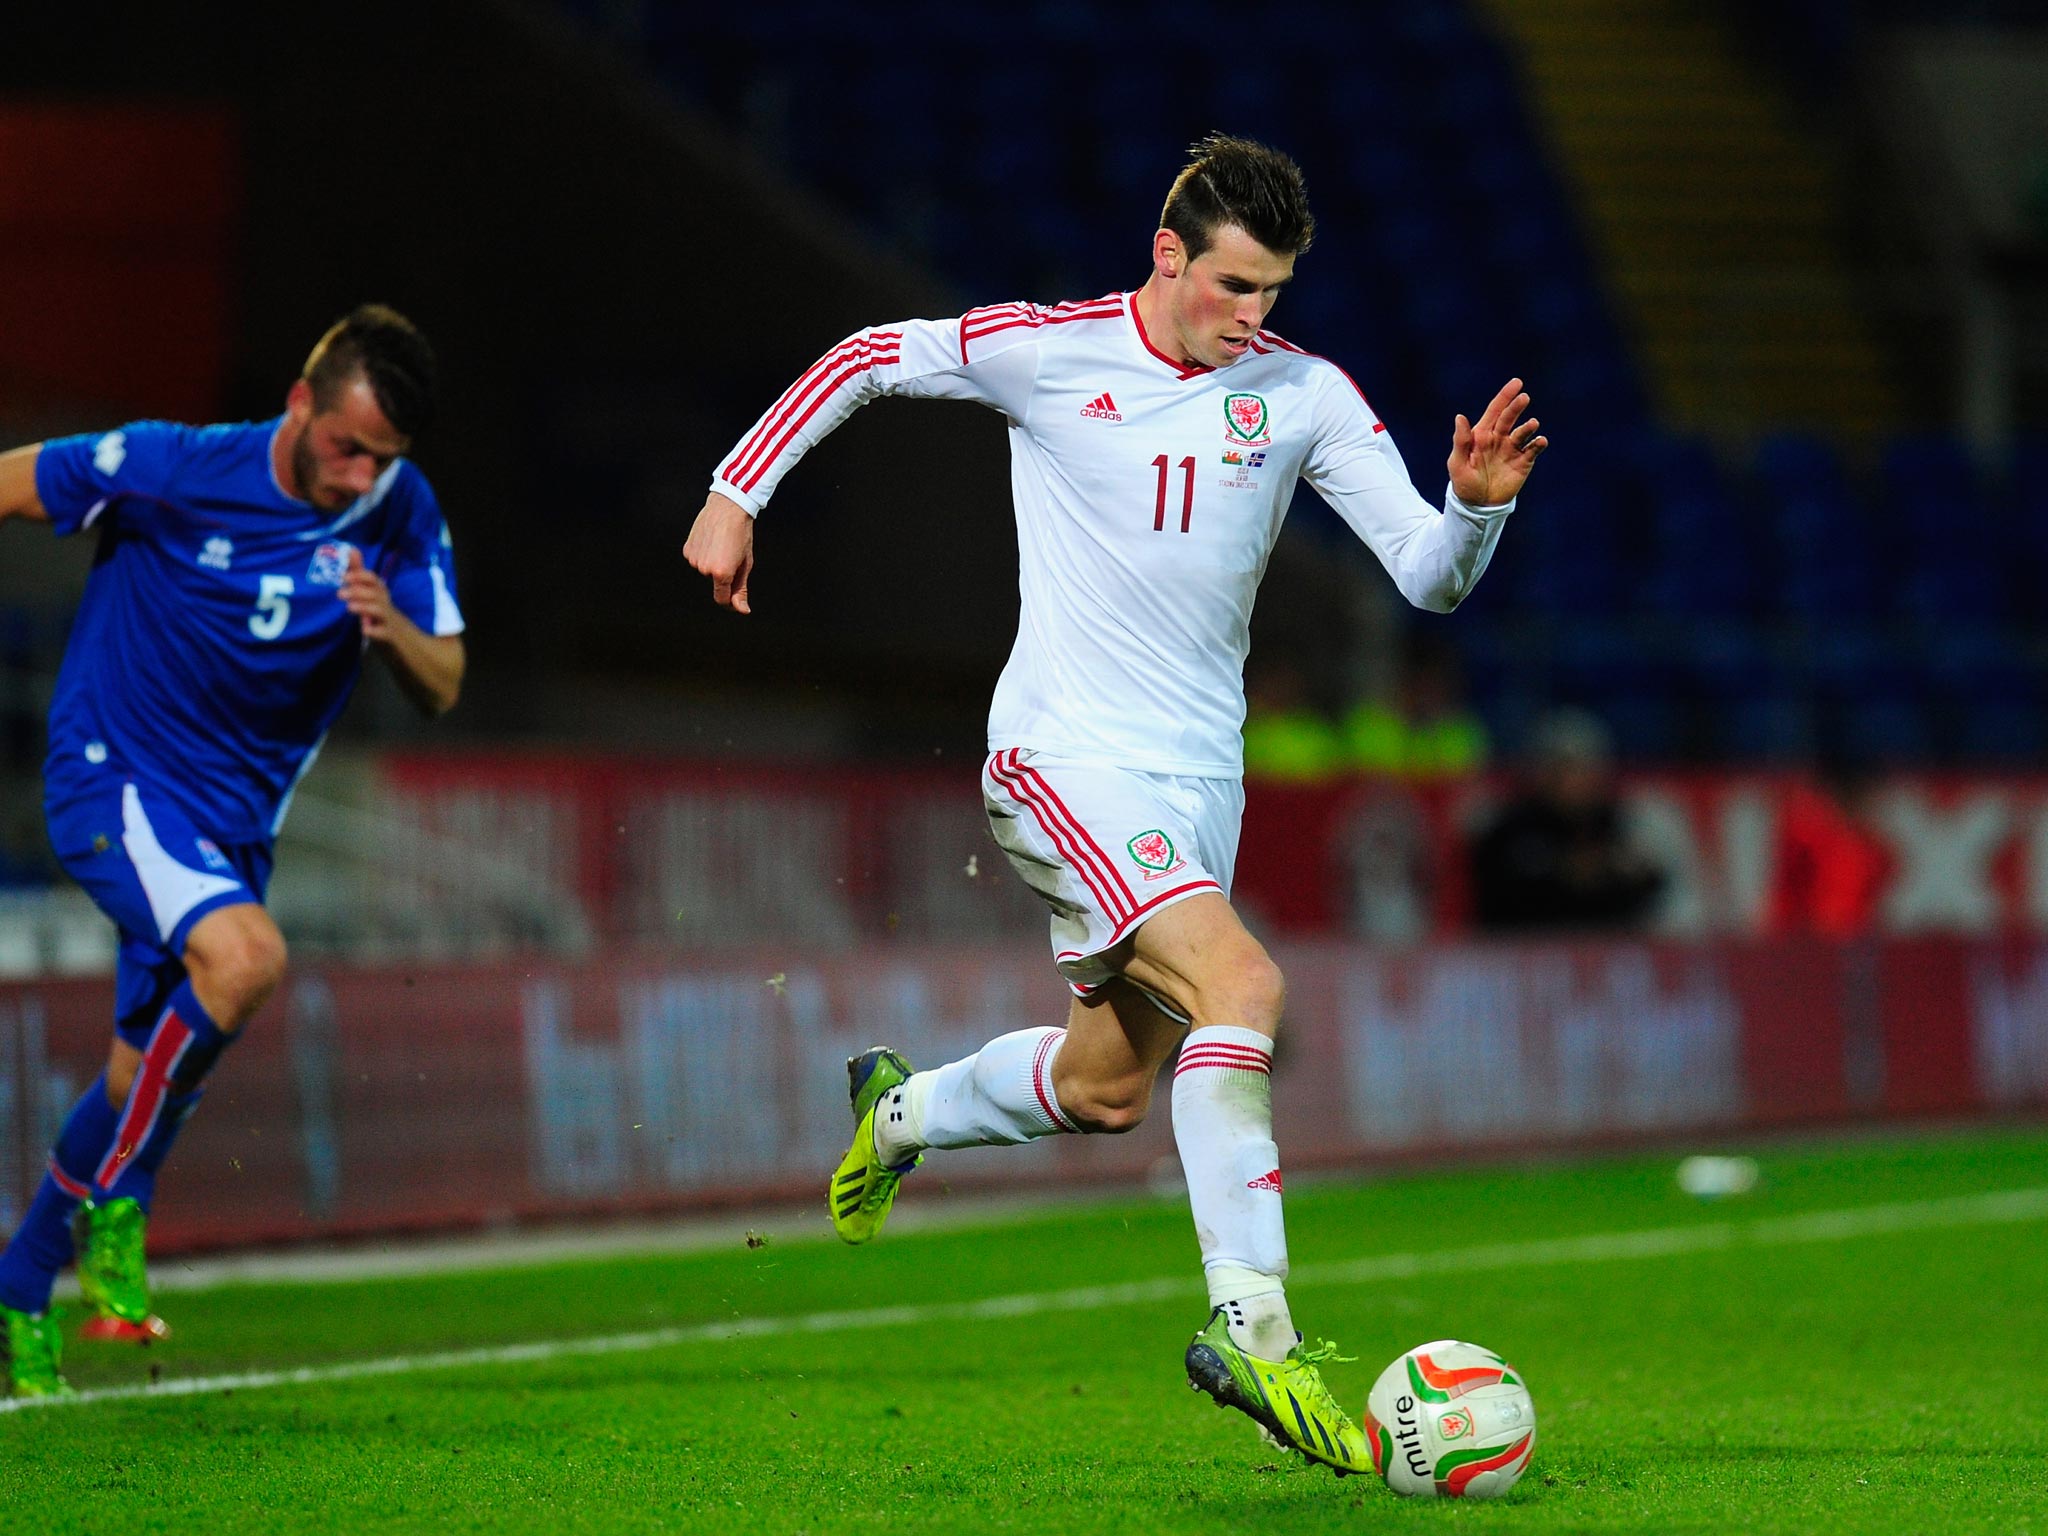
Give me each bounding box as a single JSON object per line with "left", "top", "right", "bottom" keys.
{"left": 1127, "top": 829, "right": 1187, "bottom": 881}
{"left": 1223, "top": 392, "right": 1271, "bottom": 447}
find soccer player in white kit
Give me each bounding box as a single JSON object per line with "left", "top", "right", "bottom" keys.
{"left": 684, "top": 135, "right": 1546, "bottom": 1474}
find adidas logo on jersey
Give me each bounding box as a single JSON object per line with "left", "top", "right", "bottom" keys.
{"left": 1079, "top": 392, "right": 1122, "bottom": 422}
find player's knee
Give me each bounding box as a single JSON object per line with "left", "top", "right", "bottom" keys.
{"left": 191, "top": 924, "right": 289, "bottom": 1027}
{"left": 1191, "top": 946, "right": 1285, "bottom": 1031}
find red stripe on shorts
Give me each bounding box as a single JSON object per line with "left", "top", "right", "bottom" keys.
{"left": 990, "top": 750, "right": 1134, "bottom": 923}
{"left": 1009, "top": 754, "right": 1139, "bottom": 916}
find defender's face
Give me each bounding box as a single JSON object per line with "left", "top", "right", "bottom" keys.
{"left": 286, "top": 375, "right": 409, "bottom": 512}
{"left": 1167, "top": 223, "right": 1296, "bottom": 369}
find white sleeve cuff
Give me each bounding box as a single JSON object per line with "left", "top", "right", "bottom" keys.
{"left": 1446, "top": 488, "right": 1515, "bottom": 518}
{"left": 709, "top": 478, "right": 764, "bottom": 518}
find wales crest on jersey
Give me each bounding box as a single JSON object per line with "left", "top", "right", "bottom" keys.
{"left": 306, "top": 541, "right": 356, "bottom": 587}
{"left": 1127, "top": 829, "right": 1187, "bottom": 880}
{"left": 1223, "top": 392, "right": 1271, "bottom": 447}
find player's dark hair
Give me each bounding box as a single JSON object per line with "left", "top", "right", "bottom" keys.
{"left": 1160, "top": 133, "right": 1315, "bottom": 261}
{"left": 303, "top": 304, "right": 437, "bottom": 437}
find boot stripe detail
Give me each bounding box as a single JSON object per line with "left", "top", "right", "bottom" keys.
{"left": 1288, "top": 1391, "right": 1316, "bottom": 1448}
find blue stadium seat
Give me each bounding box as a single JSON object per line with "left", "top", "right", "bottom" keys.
{"left": 1837, "top": 695, "right": 1932, "bottom": 764}
{"left": 1721, "top": 693, "right": 1813, "bottom": 762}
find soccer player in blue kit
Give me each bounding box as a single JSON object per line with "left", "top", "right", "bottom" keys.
{"left": 0, "top": 305, "right": 466, "bottom": 1396}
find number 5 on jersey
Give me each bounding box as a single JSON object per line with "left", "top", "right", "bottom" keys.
{"left": 1152, "top": 454, "right": 1196, "bottom": 533}
{"left": 249, "top": 574, "right": 294, "bottom": 640}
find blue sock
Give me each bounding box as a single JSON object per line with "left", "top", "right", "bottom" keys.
{"left": 96, "top": 980, "right": 231, "bottom": 1197}
{"left": 0, "top": 1074, "right": 120, "bottom": 1314}
{"left": 104, "top": 1088, "right": 204, "bottom": 1213}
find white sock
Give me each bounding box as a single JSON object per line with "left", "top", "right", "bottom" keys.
{"left": 875, "top": 1027, "right": 1074, "bottom": 1162}
{"left": 1171, "top": 1025, "right": 1295, "bottom": 1358}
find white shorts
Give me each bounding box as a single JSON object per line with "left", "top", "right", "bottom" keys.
{"left": 982, "top": 747, "right": 1241, "bottom": 997}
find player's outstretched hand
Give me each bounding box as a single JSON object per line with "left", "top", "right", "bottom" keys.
{"left": 340, "top": 547, "right": 399, "bottom": 639}
{"left": 1447, "top": 379, "right": 1547, "bottom": 508}
{"left": 684, "top": 492, "right": 756, "bottom": 615}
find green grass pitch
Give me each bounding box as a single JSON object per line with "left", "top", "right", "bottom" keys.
{"left": 7, "top": 1127, "right": 2046, "bottom": 1535}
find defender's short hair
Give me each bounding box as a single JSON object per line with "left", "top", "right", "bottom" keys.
{"left": 303, "top": 304, "right": 437, "bottom": 437}
{"left": 1161, "top": 134, "right": 1315, "bottom": 261}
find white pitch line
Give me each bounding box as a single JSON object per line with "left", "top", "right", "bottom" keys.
{"left": 6, "top": 1184, "right": 2044, "bottom": 1417}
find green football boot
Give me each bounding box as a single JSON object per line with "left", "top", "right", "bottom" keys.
{"left": 828, "top": 1047, "right": 919, "bottom": 1245}
{"left": 1185, "top": 1309, "right": 1368, "bottom": 1477}
{"left": 1, "top": 1302, "right": 75, "bottom": 1398}
{"left": 73, "top": 1197, "right": 170, "bottom": 1344}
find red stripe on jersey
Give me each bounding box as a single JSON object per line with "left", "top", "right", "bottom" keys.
{"left": 990, "top": 750, "right": 1134, "bottom": 923}
{"left": 960, "top": 295, "right": 1119, "bottom": 339}
{"left": 962, "top": 295, "right": 1121, "bottom": 336}
{"left": 1257, "top": 328, "right": 1383, "bottom": 425}
{"left": 735, "top": 345, "right": 901, "bottom": 493}
{"left": 960, "top": 304, "right": 1027, "bottom": 361}
{"left": 1129, "top": 292, "right": 1212, "bottom": 379}
{"left": 963, "top": 308, "right": 1123, "bottom": 351}
{"left": 724, "top": 333, "right": 902, "bottom": 487}
{"left": 962, "top": 303, "right": 1123, "bottom": 358}
{"left": 724, "top": 335, "right": 871, "bottom": 485}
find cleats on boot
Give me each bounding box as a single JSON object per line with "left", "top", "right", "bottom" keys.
{"left": 74, "top": 1198, "right": 170, "bottom": 1343}
{"left": 1185, "top": 1308, "right": 1367, "bottom": 1476}
{"left": 1, "top": 1303, "right": 75, "bottom": 1398}
{"left": 828, "top": 1047, "right": 919, "bottom": 1245}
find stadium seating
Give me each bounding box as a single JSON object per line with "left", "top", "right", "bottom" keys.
{"left": 553, "top": 0, "right": 2044, "bottom": 770}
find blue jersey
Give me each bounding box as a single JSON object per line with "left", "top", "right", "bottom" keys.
{"left": 36, "top": 417, "right": 463, "bottom": 842}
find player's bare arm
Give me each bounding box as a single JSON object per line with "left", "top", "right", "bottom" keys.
{"left": 1448, "top": 378, "right": 1547, "bottom": 506}
{"left": 684, "top": 490, "right": 756, "bottom": 614}
{"left": 340, "top": 547, "right": 465, "bottom": 715}
{"left": 0, "top": 443, "right": 50, "bottom": 523}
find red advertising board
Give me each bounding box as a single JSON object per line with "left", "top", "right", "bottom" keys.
{"left": 4, "top": 938, "right": 2040, "bottom": 1254}
{"left": 377, "top": 752, "right": 2048, "bottom": 946}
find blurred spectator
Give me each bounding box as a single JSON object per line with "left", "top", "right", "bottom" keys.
{"left": 1766, "top": 757, "right": 1890, "bottom": 940}
{"left": 1469, "top": 707, "right": 1665, "bottom": 932}
{"left": 1242, "top": 658, "right": 1344, "bottom": 783}
{"left": 1341, "top": 637, "right": 1490, "bottom": 781}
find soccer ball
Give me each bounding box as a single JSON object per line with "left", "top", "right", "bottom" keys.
{"left": 1362, "top": 1340, "right": 1537, "bottom": 1499}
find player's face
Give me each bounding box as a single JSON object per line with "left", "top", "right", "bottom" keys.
{"left": 1168, "top": 224, "right": 1296, "bottom": 369}
{"left": 286, "top": 375, "right": 409, "bottom": 512}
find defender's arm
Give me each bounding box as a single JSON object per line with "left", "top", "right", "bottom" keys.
{"left": 0, "top": 445, "right": 50, "bottom": 524}
{"left": 339, "top": 548, "right": 464, "bottom": 716}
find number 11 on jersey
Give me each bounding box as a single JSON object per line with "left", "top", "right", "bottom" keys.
{"left": 1152, "top": 454, "right": 1196, "bottom": 533}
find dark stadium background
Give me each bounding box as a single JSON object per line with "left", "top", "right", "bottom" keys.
{"left": 1, "top": 0, "right": 2044, "bottom": 1249}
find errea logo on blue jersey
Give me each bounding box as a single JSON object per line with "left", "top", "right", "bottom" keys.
{"left": 93, "top": 431, "right": 127, "bottom": 476}
{"left": 199, "top": 536, "right": 234, "bottom": 570}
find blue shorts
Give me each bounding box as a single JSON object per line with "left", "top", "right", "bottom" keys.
{"left": 45, "top": 772, "right": 273, "bottom": 1047}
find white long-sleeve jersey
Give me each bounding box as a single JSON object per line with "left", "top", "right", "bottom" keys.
{"left": 711, "top": 290, "right": 1512, "bottom": 779}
